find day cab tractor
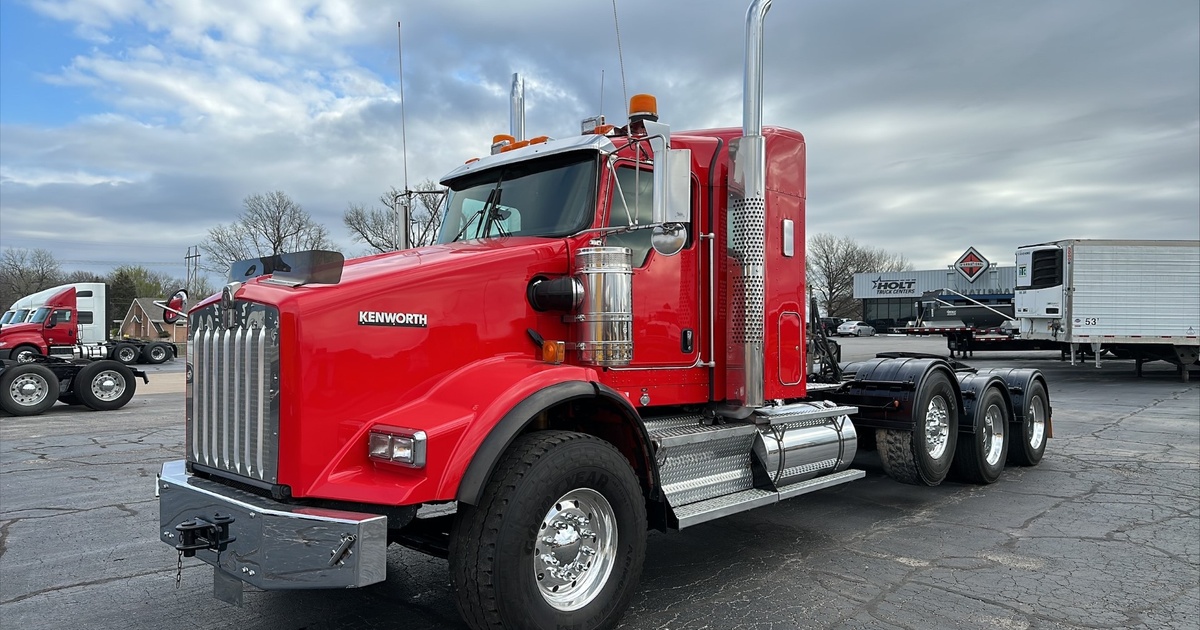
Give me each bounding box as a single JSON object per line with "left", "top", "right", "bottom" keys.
{"left": 0, "top": 282, "right": 181, "bottom": 366}
{"left": 157, "top": 3, "right": 1052, "bottom": 629}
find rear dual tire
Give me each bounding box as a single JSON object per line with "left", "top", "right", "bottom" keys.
{"left": 878, "top": 371, "right": 958, "bottom": 486}
{"left": 76, "top": 361, "right": 137, "bottom": 411}
{"left": 113, "top": 343, "right": 140, "bottom": 365}
{"left": 951, "top": 387, "right": 1009, "bottom": 484}
{"left": 141, "top": 343, "right": 172, "bottom": 364}
{"left": 0, "top": 364, "right": 60, "bottom": 416}
{"left": 1008, "top": 381, "right": 1048, "bottom": 466}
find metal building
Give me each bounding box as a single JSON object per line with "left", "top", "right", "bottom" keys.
{"left": 852, "top": 247, "right": 1016, "bottom": 331}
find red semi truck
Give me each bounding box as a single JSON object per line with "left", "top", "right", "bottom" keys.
{"left": 157, "top": 3, "right": 1052, "bottom": 628}
{"left": 0, "top": 282, "right": 179, "bottom": 365}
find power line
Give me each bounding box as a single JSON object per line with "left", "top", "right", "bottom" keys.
{"left": 55, "top": 259, "right": 188, "bottom": 266}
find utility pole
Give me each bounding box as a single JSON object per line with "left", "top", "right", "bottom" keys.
{"left": 184, "top": 246, "right": 201, "bottom": 292}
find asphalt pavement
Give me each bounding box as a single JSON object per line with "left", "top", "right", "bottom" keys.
{"left": 1, "top": 338, "right": 1197, "bottom": 629}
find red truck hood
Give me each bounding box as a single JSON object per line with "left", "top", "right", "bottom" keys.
{"left": 0, "top": 322, "right": 41, "bottom": 338}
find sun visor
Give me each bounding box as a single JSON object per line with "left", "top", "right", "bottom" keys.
{"left": 228, "top": 250, "right": 345, "bottom": 286}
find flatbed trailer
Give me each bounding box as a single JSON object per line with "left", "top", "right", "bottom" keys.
{"left": 904, "top": 325, "right": 1062, "bottom": 358}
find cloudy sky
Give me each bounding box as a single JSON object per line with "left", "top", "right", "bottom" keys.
{"left": 1, "top": 0, "right": 1197, "bottom": 283}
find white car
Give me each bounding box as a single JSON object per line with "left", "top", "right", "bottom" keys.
{"left": 837, "top": 320, "right": 876, "bottom": 337}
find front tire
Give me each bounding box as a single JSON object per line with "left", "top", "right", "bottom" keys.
{"left": 877, "top": 371, "right": 959, "bottom": 486}
{"left": 1008, "top": 380, "right": 1048, "bottom": 466}
{"left": 0, "top": 364, "right": 60, "bottom": 415}
{"left": 951, "top": 386, "right": 1008, "bottom": 484}
{"left": 12, "top": 345, "right": 41, "bottom": 364}
{"left": 449, "top": 431, "right": 647, "bottom": 630}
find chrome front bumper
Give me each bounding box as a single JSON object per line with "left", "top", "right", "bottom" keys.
{"left": 157, "top": 460, "right": 387, "bottom": 592}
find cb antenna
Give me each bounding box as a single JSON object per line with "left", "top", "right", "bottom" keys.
{"left": 396, "top": 21, "right": 411, "bottom": 249}
{"left": 611, "top": 0, "right": 627, "bottom": 110}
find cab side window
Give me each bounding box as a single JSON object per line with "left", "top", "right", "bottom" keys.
{"left": 606, "top": 166, "right": 654, "bottom": 266}
{"left": 54, "top": 309, "right": 72, "bottom": 324}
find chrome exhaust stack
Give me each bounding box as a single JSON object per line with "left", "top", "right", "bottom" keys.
{"left": 725, "top": 0, "right": 772, "bottom": 409}
{"left": 510, "top": 73, "right": 525, "bottom": 141}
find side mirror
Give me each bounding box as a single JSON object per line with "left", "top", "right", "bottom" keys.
{"left": 641, "top": 120, "right": 691, "bottom": 257}
{"left": 45, "top": 314, "right": 57, "bottom": 329}
{"left": 160, "top": 289, "right": 189, "bottom": 324}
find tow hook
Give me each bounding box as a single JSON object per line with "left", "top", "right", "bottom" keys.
{"left": 329, "top": 534, "right": 357, "bottom": 566}
{"left": 174, "top": 513, "right": 237, "bottom": 557}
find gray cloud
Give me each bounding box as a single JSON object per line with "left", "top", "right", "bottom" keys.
{"left": 0, "top": 0, "right": 1196, "bottom": 282}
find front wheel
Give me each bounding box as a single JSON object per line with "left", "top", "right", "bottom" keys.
{"left": 12, "top": 345, "right": 41, "bottom": 364}
{"left": 449, "top": 431, "right": 647, "bottom": 630}
{"left": 1008, "top": 380, "right": 1049, "bottom": 466}
{"left": 878, "top": 370, "right": 959, "bottom": 486}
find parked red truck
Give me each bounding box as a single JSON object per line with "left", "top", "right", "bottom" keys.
{"left": 0, "top": 283, "right": 164, "bottom": 415}
{"left": 157, "top": 3, "right": 1052, "bottom": 628}
{"left": 0, "top": 282, "right": 179, "bottom": 365}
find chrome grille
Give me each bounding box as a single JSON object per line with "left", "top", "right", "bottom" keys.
{"left": 186, "top": 301, "right": 280, "bottom": 483}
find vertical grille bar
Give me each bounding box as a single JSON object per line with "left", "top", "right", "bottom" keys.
{"left": 255, "top": 326, "right": 267, "bottom": 478}
{"left": 187, "top": 302, "right": 280, "bottom": 484}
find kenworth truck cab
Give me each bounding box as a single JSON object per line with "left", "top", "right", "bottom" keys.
{"left": 158, "top": 3, "right": 1052, "bottom": 629}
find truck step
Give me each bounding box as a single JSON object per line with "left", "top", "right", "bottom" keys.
{"left": 652, "top": 420, "right": 758, "bottom": 507}
{"left": 673, "top": 469, "right": 866, "bottom": 529}
{"left": 650, "top": 421, "right": 757, "bottom": 449}
{"left": 752, "top": 403, "right": 859, "bottom": 426}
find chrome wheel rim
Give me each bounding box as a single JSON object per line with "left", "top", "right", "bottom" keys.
{"left": 15, "top": 349, "right": 36, "bottom": 364}
{"left": 534, "top": 488, "right": 617, "bottom": 612}
{"left": 151, "top": 347, "right": 167, "bottom": 361}
{"left": 1027, "top": 396, "right": 1046, "bottom": 450}
{"left": 925, "top": 395, "right": 951, "bottom": 459}
{"left": 90, "top": 370, "right": 126, "bottom": 401}
{"left": 117, "top": 347, "right": 136, "bottom": 363}
{"left": 982, "top": 403, "right": 1006, "bottom": 466}
{"left": 9, "top": 373, "right": 50, "bottom": 406}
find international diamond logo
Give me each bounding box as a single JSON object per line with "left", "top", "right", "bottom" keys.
{"left": 954, "top": 247, "right": 990, "bottom": 283}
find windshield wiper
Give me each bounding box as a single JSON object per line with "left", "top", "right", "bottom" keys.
{"left": 451, "top": 172, "right": 505, "bottom": 242}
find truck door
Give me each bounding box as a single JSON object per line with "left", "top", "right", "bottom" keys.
{"left": 45, "top": 308, "right": 76, "bottom": 348}
{"left": 603, "top": 163, "right": 700, "bottom": 368}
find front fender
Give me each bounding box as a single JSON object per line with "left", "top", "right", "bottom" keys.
{"left": 0, "top": 331, "right": 47, "bottom": 357}
{"left": 299, "top": 354, "right": 603, "bottom": 506}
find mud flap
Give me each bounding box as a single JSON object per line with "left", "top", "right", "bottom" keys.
{"left": 214, "top": 568, "right": 244, "bottom": 606}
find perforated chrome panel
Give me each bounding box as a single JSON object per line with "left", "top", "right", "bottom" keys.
{"left": 728, "top": 196, "right": 766, "bottom": 345}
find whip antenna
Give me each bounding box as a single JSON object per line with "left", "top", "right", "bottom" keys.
{"left": 396, "top": 21, "right": 411, "bottom": 248}
{"left": 611, "top": 0, "right": 627, "bottom": 109}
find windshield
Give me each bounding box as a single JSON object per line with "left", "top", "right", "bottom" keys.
{"left": 14, "top": 308, "right": 31, "bottom": 322}
{"left": 437, "top": 151, "right": 598, "bottom": 244}
{"left": 0, "top": 311, "right": 12, "bottom": 325}
{"left": 30, "top": 307, "right": 51, "bottom": 324}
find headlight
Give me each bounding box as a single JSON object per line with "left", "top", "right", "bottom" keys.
{"left": 368, "top": 426, "right": 427, "bottom": 468}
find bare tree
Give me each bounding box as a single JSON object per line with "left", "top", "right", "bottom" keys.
{"left": 0, "top": 248, "right": 63, "bottom": 310}
{"left": 200, "top": 191, "right": 334, "bottom": 274}
{"left": 344, "top": 180, "right": 446, "bottom": 254}
{"left": 806, "top": 233, "right": 912, "bottom": 319}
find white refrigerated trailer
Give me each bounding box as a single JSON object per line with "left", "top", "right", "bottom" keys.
{"left": 1014, "top": 239, "right": 1200, "bottom": 380}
